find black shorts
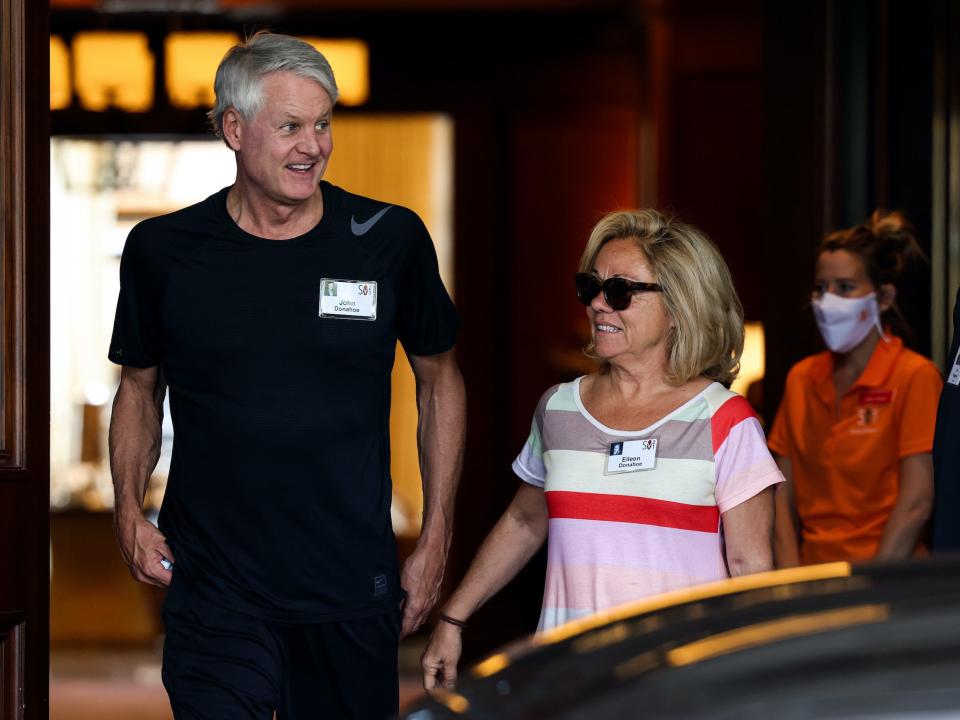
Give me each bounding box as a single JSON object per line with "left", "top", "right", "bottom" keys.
{"left": 161, "top": 573, "right": 401, "bottom": 720}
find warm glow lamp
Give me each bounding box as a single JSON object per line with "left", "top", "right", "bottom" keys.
{"left": 731, "top": 321, "right": 766, "bottom": 398}
{"left": 50, "top": 35, "right": 71, "bottom": 110}
{"left": 73, "top": 31, "right": 154, "bottom": 112}
{"left": 166, "top": 32, "right": 240, "bottom": 109}
{"left": 299, "top": 38, "right": 369, "bottom": 106}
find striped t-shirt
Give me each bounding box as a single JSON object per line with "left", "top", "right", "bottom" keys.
{"left": 512, "top": 377, "right": 784, "bottom": 631}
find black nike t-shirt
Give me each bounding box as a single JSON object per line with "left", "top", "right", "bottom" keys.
{"left": 109, "top": 181, "right": 459, "bottom": 621}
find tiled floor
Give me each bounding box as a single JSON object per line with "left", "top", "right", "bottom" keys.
{"left": 51, "top": 648, "right": 172, "bottom": 720}
{"left": 51, "top": 642, "right": 428, "bottom": 719}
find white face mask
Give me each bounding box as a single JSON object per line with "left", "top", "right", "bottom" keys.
{"left": 812, "top": 292, "right": 884, "bottom": 353}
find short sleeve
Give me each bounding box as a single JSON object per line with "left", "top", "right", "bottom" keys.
{"left": 512, "top": 416, "right": 546, "bottom": 487}
{"left": 898, "top": 361, "right": 943, "bottom": 458}
{"left": 713, "top": 396, "right": 785, "bottom": 514}
{"left": 108, "top": 226, "right": 163, "bottom": 368}
{"left": 511, "top": 386, "right": 556, "bottom": 488}
{"left": 396, "top": 212, "right": 459, "bottom": 357}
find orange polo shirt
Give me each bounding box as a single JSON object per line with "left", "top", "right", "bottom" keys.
{"left": 768, "top": 336, "right": 942, "bottom": 564}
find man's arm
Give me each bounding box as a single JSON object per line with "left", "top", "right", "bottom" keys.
{"left": 109, "top": 365, "right": 174, "bottom": 587}
{"left": 401, "top": 348, "right": 467, "bottom": 637}
{"left": 875, "top": 453, "right": 934, "bottom": 561}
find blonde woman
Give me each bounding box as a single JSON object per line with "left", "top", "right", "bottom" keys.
{"left": 421, "top": 210, "right": 784, "bottom": 691}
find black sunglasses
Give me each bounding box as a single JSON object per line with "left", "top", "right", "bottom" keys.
{"left": 574, "top": 273, "right": 663, "bottom": 310}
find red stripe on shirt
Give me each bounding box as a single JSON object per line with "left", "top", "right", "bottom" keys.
{"left": 546, "top": 490, "right": 721, "bottom": 533}
{"left": 711, "top": 395, "right": 757, "bottom": 454}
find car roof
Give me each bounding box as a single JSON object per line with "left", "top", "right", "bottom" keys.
{"left": 408, "top": 558, "right": 960, "bottom": 719}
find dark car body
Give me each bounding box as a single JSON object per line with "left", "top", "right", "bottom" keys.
{"left": 403, "top": 558, "right": 960, "bottom": 719}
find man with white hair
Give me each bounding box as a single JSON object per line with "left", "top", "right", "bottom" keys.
{"left": 108, "top": 32, "right": 465, "bottom": 719}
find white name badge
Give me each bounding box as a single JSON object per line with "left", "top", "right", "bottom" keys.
{"left": 319, "top": 279, "right": 377, "bottom": 320}
{"left": 606, "top": 438, "right": 658, "bottom": 473}
{"left": 949, "top": 345, "right": 960, "bottom": 386}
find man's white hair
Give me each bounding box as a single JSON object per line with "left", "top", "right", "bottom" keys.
{"left": 208, "top": 31, "right": 338, "bottom": 142}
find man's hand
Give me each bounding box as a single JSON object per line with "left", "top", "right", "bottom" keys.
{"left": 421, "top": 621, "right": 462, "bottom": 693}
{"left": 115, "top": 513, "right": 174, "bottom": 588}
{"left": 400, "top": 542, "right": 446, "bottom": 637}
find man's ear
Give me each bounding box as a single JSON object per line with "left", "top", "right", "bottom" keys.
{"left": 221, "top": 107, "right": 243, "bottom": 152}
{"left": 877, "top": 282, "right": 897, "bottom": 312}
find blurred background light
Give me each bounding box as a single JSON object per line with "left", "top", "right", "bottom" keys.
{"left": 73, "top": 31, "right": 154, "bottom": 112}
{"left": 731, "top": 321, "right": 766, "bottom": 399}
{"left": 50, "top": 35, "right": 71, "bottom": 110}
{"left": 300, "top": 37, "right": 370, "bottom": 106}
{"left": 59, "top": 32, "right": 369, "bottom": 114}
{"left": 165, "top": 32, "right": 239, "bottom": 109}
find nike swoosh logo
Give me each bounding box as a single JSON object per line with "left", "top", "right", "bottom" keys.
{"left": 350, "top": 206, "right": 392, "bottom": 236}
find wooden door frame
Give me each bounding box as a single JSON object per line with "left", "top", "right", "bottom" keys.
{"left": 0, "top": 0, "right": 50, "bottom": 717}
{"left": 0, "top": 615, "right": 25, "bottom": 719}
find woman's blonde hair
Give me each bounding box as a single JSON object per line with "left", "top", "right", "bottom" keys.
{"left": 579, "top": 209, "right": 744, "bottom": 387}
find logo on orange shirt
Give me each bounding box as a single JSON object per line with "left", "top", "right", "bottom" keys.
{"left": 856, "top": 407, "right": 880, "bottom": 427}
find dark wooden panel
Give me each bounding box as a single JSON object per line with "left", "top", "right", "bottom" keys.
{"left": 54, "top": 0, "right": 628, "bottom": 8}
{"left": 508, "top": 110, "right": 641, "bottom": 444}
{"left": 0, "top": 615, "right": 24, "bottom": 720}
{"left": 643, "top": 8, "right": 766, "bottom": 337}
{"left": 0, "top": 0, "right": 50, "bottom": 717}
{"left": 669, "top": 74, "right": 763, "bottom": 319}
{"left": 761, "top": 0, "right": 831, "bottom": 422}
{"left": 878, "top": 0, "right": 935, "bottom": 356}
{"left": 0, "top": 0, "right": 25, "bottom": 470}
{"left": 672, "top": 19, "right": 763, "bottom": 72}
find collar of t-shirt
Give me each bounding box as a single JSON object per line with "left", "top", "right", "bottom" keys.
{"left": 809, "top": 334, "right": 905, "bottom": 407}
{"left": 215, "top": 180, "right": 339, "bottom": 245}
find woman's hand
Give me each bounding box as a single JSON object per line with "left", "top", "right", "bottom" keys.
{"left": 421, "top": 620, "right": 463, "bottom": 693}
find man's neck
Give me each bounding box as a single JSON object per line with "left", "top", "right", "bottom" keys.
{"left": 226, "top": 180, "right": 324, "bottom": 240}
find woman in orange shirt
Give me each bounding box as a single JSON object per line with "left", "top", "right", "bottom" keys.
{"left": 769, "top": 210, "right": 942, "bottom": 565}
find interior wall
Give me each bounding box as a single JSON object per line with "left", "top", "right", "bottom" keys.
{"left": 647, "top": 10, "right": 764, "bottom": 321}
